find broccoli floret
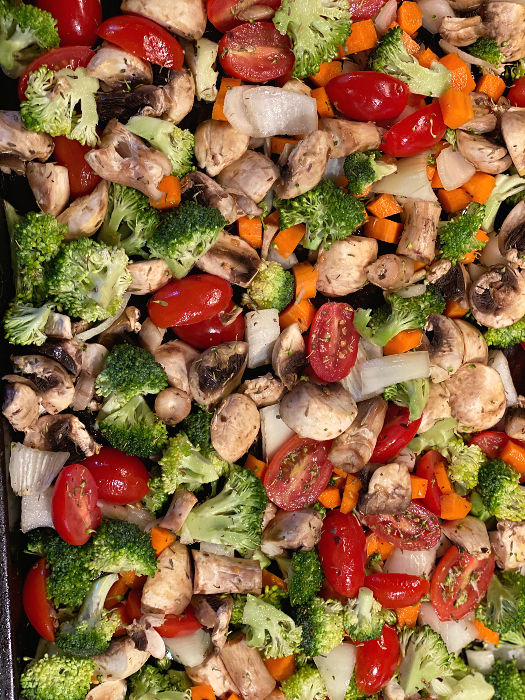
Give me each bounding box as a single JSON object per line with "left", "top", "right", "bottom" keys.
{"left": 506, "top": 58, "right": 525, "bottom": 81}
{"left": 438, "top": 202, "right": 487, "bottom": 264}
{"left": 99, "top": 395, "right": 168, "bottom": 458}
{"left": 98, "top": 183, "right": 160, "bottom": 257}
{"left": 147, "top": 200, "right": 226, "bottom": 278}
{"left": 295, "top": 597, "right": 345, "bottom": 657}
{"left": 47, "top": 237, "right": 131, "bottom": 323}
{"left": 476, "top": 571, "right": 525, "bottom": 636}
{"left": 482, "top": 174, "right": 525, "bottom": 232}
{"left": 444, "top": 127, "right": 457, "bottom": 149}
{"left": 180, "top": 467, "right": 268, "bottom": 554}
{"left": 467, "top": 37, "right": 504, "bottom": 66}
{"left": 20, "top": 654, "right": 95, "bottom": 700}
{"left": 273, "top": 0, "right": 351, "bottom": 78}
{"left": 0, "top": 0, "right": 58, "bottom": 78}
{"left": 155, "top": 432, "right": 225, "bottom": 494}
{"left": 230, "top": 585, "right": 288, "bottom": 626}
{"left": 485, "top": 318, "right": 525, "bottom": 348}
{"left": 3, "top": 301, "right": 52, "bottom": 346}
{"left": 21, "top": 66, "right": 99, "bottom": 146}
{"left": 344, "top": 587, "right": 395, "bottom": 641}
{"left": 288, "top": 550, "right": 323, "bottom": 607}
{"left": 242, "top": 594, "right": 302, "bottom": 658}
{"left": 441, "top": 437, "right": 486, "bottom": 491}
{"left": 276, "top": 179, "right": 366, "bottom": 251}
{"left": 382, "top": 378, "right": 430, "bottom": 421}
{"left": 242, "top": 260, "right": 294, "bottom": 312}
{"left": 487, "top": 658, "right": 525, "bottom": 700}
{"left": 127, "top": 116, "right": 194, "bottom": 178}
{"left": 398, "top": 625, "right": 457, "bottom": 694}
{"left": 89, "top": 519, "right": 157, "bottom": 578}
{"left": 128, "top": 663, "right": 192, "bottom": 699}
{"left": 180, "top": 406, "right": 213, "bottom": 449}
{"left": 282, "top": 663, "right": 327, "bottom": 700}
{"left": 430, "top": 671, "right": 495, "bottom": 700}
{"left": 370, "top": 27, "right": 451, "bottom": 96}
{"left": 343, "top": 151, "right": 397, "bottom": 197}
{"left": 477, "top": 458, "right": 525, "bottom": 521}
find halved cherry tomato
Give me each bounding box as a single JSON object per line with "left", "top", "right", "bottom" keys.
{"left": 53, "top": 135, "right": 101, "bottom": 199}
{"left": 154, "top": 608, "right": 202, "bottom": 638}
{"left": 355, "top": 625, "right": 399, "bottom": 694}
{"left": 112, "top": 603, "right": 131, "bottom": 636}
{"left": 371, "top": 404, "right": 422, "bottom": 464}
{"left": 382, "top": 103, "right": 446, "bottom": 157}
{"left": 364, "top": 573, "right": 430, "bottom": 609}
{"left": 430, "top": 545, "right": 494, "bottom": 621}
{"left": 308, "top": 302, "right": 359, "bottom": 383}
{"left": 218, "top": 21, "right": 295, "bottom": 83}
{"left": 469, "top": 430, "right": 509, "bottom": 459}
{"left": 318, "top": 510, "right": 366, "bottom": 598}
{"left": 51, "top": 464, "right": 101, "bottom": 545}
{"left": 148, "top": 275, "right": 233, "bottom": 328}
{"left": 125, "top": 587, "right": 142, "bottom": 622}
{"left": 207, "top": 0, "right": 281, "bottom": 32}
{"left": 97, "top": 15, "right": 184, "bottom": 69}
{"left": 35, "top": 0, "right": 102, "bottom": 47}
{"left": 174, "top": 301, "right": 245, "bottom": 349}
{"left": 363, "top": 502, "right": 441, "bottom": 551}
{"left": 415, "top": 450, "right": 446, "bottom": 516}
{"left": 23, "top": 559, "right": 57, "bottom": 642}
{"left": 82, "top": 447, "right": 150, "bottom": 505}
{"left": 263, "top": 436, "right": 333, "bottom": 511}
{"left": 325, "top": 72, "right": 409, "bottom": 122}
{"left": 18, "top": 45, "right": 95, "bottom": 101}
{"left": 508, "top": 77, "right": 525, "bottom": 107}
{"left": 349, "top": 0, "right": 387, "bottom": 19}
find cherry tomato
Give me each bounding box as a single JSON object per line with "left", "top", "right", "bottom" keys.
{"left": 415, "top": 450, "right": 446, "bottom": 516}
{"left": 431, "top": 545, "right": 494, "bottom": 621}
{"left": 364, "top": 573, "right": 430, "bottom": 609}
{"left": 53, "top": 135, "right": 101, "bottom": 199}
{"left": 207, "top": 0, "right": 281, "bottom": 32}
{"left": 371, "top": 404, "right": 422, "bottom": 464}
{"left": 349, "top": 0, "right": 386, "bottom": 19}
{"left": 104, "top": 577, "right": 129, "bottom": 611}
{"left": 355, "top": 625, "right": 400, "bottom": 694}
{"left": 82, "top": 447, "right": 150, "bottom": 505}
{"left": 125, "top": 587, "right": 142, "bottom": 622}
{"left": 51, "top": 464, "right": 101, "bottom": 546}
{"left": 23, "top": 559, "right": 57, "bottom": 642}
{"left": 154, "top": 608, "right": 202, "bottom": 638}
{"left": 97, "top": 15, "right": 184, "bottom": 69}
{"left": 148, "top": 275, "right": 233, "bottom": 328}
{"left": 308, "top": 302, "right": 359, "bottom": 382}
{"left": 325, "top": 72, "right": 409, "bottom": 122}
{"left": 469, "top": 430, "right": 509, "bottom": 459}
{"left": 218, "top": 21, "right": 295, "bottom": 83}
{"left": 318, "top": 511, "right": 366, "bottom": 597}
{"left": 263, "top": 436, "right": 333, "bottom": 511}
{"left": 174, "top": 301, "right": 245, "bottom": 350}
{"left": 35, "top": 0, "right": 102, "bottom": 47}
{"left": 508, "top": 77, "right": 525, "bottom": 107}
{"left": 18, "top": 45, "right": 95, "bottom": 101}
{"left": 363, "top": 502, "right": 441, "bottom": 551}
{"left": 112, "top": 603, "right": 131, "bottom": 636}
{"left": 382, "top": 103, "right": 446, "bottom": 157}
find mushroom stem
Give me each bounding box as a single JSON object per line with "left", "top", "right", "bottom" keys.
{"left": 396, "top": 199, "right": 441, "bottom": 264}
{"left": 366, "top": 254, "right": 417, "bottom": 291}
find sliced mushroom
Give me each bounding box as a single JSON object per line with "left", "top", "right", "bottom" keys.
{"left": 239, "top": 373, "right": 286, "bottom": 407}
{"left": 442, "top": 516, "right": 491, "bottom": 560}
{"left": 37, "top": 338, "right": 84, "bottom": 376}
{"left": 187, "top": 650, "right": 240, "bottom": 699}
{"left": 44, "top": 312, "right": 73, "bottom": 340}
{"left": 195, "top": 120, "right": 250, "bottom": 177}
{"left": 192, "top": 595, "right": 233, "bottom": 650}
{"left": 141, "top": 541, "right": 192, "bottom": 615}
{"left": 85, "top": 680, "right": 127, "bottom": 700}
{"left": 469, "top": 264, "right": 525, "bottom": 328}
{"left": 211, "top": 393, "right": 260, "bottom": 462}
{"left": 453, "top": 319, "right": 488, "bottom": 364}
{"left": 0, "top": 110, "right": 53, "bottom": 162}
{"left": 192, "top": 550, "right": 262, "bottom": 595}
{"left": 139, "top": 318, "right": 166, "bottom": 354}
{"left": 490, "top": 520, "right": 525, "bottom": 570}
{"left": 72, "top": 342, "right": 108, "bottom": 412}
{"left": 261, "top": 508, "right": 324, "bottom": 557}
{"left": 418, "top": 382, "right": 452, "bottom": 433}
{"left": 26, "top": 162, "right": 70, "bottom": 216}
{"left": 127, "top": 259, "right": 173, "bottom": 295}
{"left": 448, "top": 0, "right": 480, "bottom": 9}
{"left": 360, "top": 462, "right": 411, "bottom": 515}
{"left": 505, "top": 407, "right": 525, "bottom": 441}
{"left": 154, "top": 340, "right": 199, "bottom": 394}
{"left": 271, "top": 324, "right": 306, "bottom": 390}
{"left": 329, "top": 397, "right": 388, "bottom": 473}
{"left": 87, "top": 45, "right": 153, "bottom": 87}
{"left": 281, "top": 78, "right": 311, "bottom": 96}
{"left": 154, "top": 387, "right": 191, "bottom": 426}
{"left": 181, "top": 171, "right": 245, "bottom": 224}
{"left": 397, "top": 199, "right": 441, "bottom": 264}
{"left": 121, "top": 0, "right": 206, "bottom": 40}
{"left": 2, "top": 382, "right": 39, "bottom": 432}
{"left": 93, "top": 637, "right": 150, "bottom": 682}
{"left": 161, "top": 488, "right": 198, "bottom": 532}
{"left": 274, "top": 130, "right": 333, "bottom": 199}
{"left": 498, "top": 201, "right": 525, "bottom": 267}
{"left": 316, "top": 236, "right": 378, "bottom": 296}
{"left": 459, "top": 93, "right": 498, "bottom": 134}
{"left": 439, "top": 16, "right": 485, "bottom": 46}
{"left": 427, "top": 259, "right": 469, "bottom": 303}
{"left": 319, "top": 118, "right": 381, "bottom": 158}
{"left": 280, "top": 382, "right": 357, "bottom": 440}
{"left": 57, "top": 179, "right": 109, "bottom": 239}
{"left": 12, "top": 355, "right": 75, "bottom": 414}
{"left": 366, "top": 254, "right": 417, "bottom": 291}
{"left": 220, "top": 634, "right": 276, "bottom": 700}
{"left": 216, "top": 150, "right": 279, "bottom": 204}
{"left": 484, "top": 1, "right": 525, "bottom": 62}
{"left": 501, "top": 109, "right": 525, "bottom": 176}
{"left": 189, "top": 342, "right": 249, "bottom": 408}
{"left": 196, "top": 231, "right": 261, "bottom": 287}
{"left": 24, "top": 414, "right": 100, "bottom": 456}
{"left": 424, "top": 314, "right": 465, "bottom": 383}
{"left": 445, "top": 362, "right": 506, "bottom": 432}
{"left": 95, "top": 85, "right": 170, "bottom": 127}
{"left": 162, "top": 69, "right": 195, "bottom": 124}
{"left": 98, "top": 307, "right": 141, "bottom": 349}
{"left": 128, "top": 619, "right": 165, "bottom": 659}
{"left": 457, "top": 131, "right": 512, "bottom": 174}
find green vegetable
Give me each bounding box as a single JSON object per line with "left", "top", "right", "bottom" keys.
{"left": 482, "top": 174, "right": 525, "bottom": 232}
{"left": 382, "top": 378, "right": 430, "bottom": 421}
{"left": 476, "top": 571, "right": 525, "bottom": 637}
{"left": 467, "top": 38, "right": 504, "bottom": 66}
{"left": 295, "top": 597, "right": 345, "bottom": 657}
{"left": 242, "top": 594, "right": 302, "bottom": 658}
{"left": 343, "top": 151, "right": 397, "bottom": 197}
{"left": 485, "top": 318, "right": 525, "bottom": 348}
{"left": 343, "top": 586, "right": 396, "bottom": 641}
{"left": 180, "top": 406, "right": 213, "bottom": 449}
{"left": 442, "top": 438, "right": 486, "bottom": 491}
{"left": 487, "top": 658, "right": 525, "bottom": 700}
{"left": 438, "top": 202, "right": 486, "bottom": 264}
{"left": 89, "top": 519, "right": 158, "bottom": 578}
{"left": 506, "top": 58, "right": 525, "bottom": 82}
{"left": 242, "top": 260, "right": 294, "bottom": 311}
{"left": 281, "top": 663, "right": 327, "bottom": 700}
{"left": 3, "top": 301, "right": 52, "bottom": 346}
{"left": 20, "top": 654, "right": 95, "bottom": 700}
{"left": 127, "top": 116, "right": 194, "bottom": 177}
{"left": 127, "top": 663, "right": 192, "bottom": 700}
{"left": 408, "top": 417, "right": 457, "bottom": 453}
{"left": 231, "top": 585, "right": 289, "bottom": 626}
{"left": 99, "top": 395, "right": 168, "bottom": 458}
{"left": 288, "top": 550, "right": 323, "bottom": 607}
{"left": 398, "top": 625, "right": 459, "bottom": 694}
{"left": 477, "top": 458, "right": 525, "bottom": 521}
{"left": 430, "top": 671, "right": 495, "bottom": 700}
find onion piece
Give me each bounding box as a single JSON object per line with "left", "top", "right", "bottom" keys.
{"left": 439, "top": 39, "right": 498, "bottom": 73}
{"left": 418, "top": 0, "right": 455, "bottom": 33}
{"left": 383, "top": 545, "right": 438, "bottom": 579}
{"left": 371, "top": 152, "right": 437, "bottom": 202}
{"left": 340, "top": 339, "right": 383, "bottom": 402}
{"left": 488, "top": 349, "right": 518, "bottom": 407}
{"left": 9, "top": 442, "right": 69, "bottom": 496}
{"left": 437, "top": 147, "right": 476, "bottom": 191}
{"left": 98, "top": 501, "right": 156, "bottom": 530}
{"left": 223, "top": 85, "right": 258, "bottom": 135}
{"left": 466, "top": 649, "right": 496, "bottom": 674}
{"left": 323, "top": 157, "right": 345, "bottom": 179}
{"left": 491, "top": 643, "right": 525, "bottom": 669}
{"left": 266, "top": 247, "right": 298, "bottom": 270}
{"left": 479, "top": 233, "right": 507, "bottom": 267}
{"left": 199, "top": 541, "right": 235, "bottom": 557}
{"left": 245, "top": 309, "right": 281, "bottom": 368}
{"left": 418, "top": 603, "right": 477, "bottom": 654}
{"left": 314, "top": 643, "right": 356, "bottom": 700}
{"left": 21, "top": 488, "right": 54, "bottom": 533}
{"left": 75, "top": 293, "right": 131, "bottom": 341}
{"left": 260, "top": 403, "right": 295, "bottom": 462}
{"left": 163, "top": 628, "right": 211, "bottom": 668}
{"left": 396, "top": 283, "right": 427, "bottom": 298}
{"left": 374, "top": 0, "right": 397, "bottom": 35}
{"left": 360, "top": 351, "right": 430, "bottom": 396}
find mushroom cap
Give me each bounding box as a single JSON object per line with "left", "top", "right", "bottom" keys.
{"left": 469, "top": 264, "right": 525, "bottom": 328}
{"left": 445, "top": 362, "right": 506, "bottom": 432}
{"left": 211, "top": 393, "right": 260, "bottom": 463}
{"left": 498, "top": 201, "right": 525, "bottom": 267}
{"left": 189, "top": 341, "right": 248, "bottom": 408}
{"left": 271, "top": 323, "right": 306, "bottom": 390}
{"left": 424, "top": 314, "right": 465, "bottom": 383}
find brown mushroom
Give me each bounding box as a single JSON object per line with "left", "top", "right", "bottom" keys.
{"left": 95, "top": 85, "right": 170, "bottom": 126}
{"left": 469, "top": 264, "right": 525, "bottom": 328}
{"left": 139, "top": 318, "right": 166, "bottom": 354}
{"left": 280, "top": 382, "right": 357, "bottom": 440}
{"left": 498, "top": 201, "right": 525, "bottom": 267}
{"left": 12, "top": 355, "right": 75, "bottom": 414}
{"left": 239, "top": 373, "right": 285, "bottom": 407}
{"left": 2, "top": 382, "right": 39, "bottom": 432}
{"left": 484, "top": 2, "right": 525, "bottom": 62}
{"left": 196, "top": 231, "right": 261, "bottom": 287}
{"left": 191, "top": 595, "right": 233, "bottom": 650}
{"left": 192, "top": 551, "right": 262, "bottom": 595}
{"left": 141, "top": 541, "right": 192, "bottom": 615}
{"left": 120, "top": 0, "right": 206, "bottom": 39}
{"left": 397, "top": 199, "right": 441, "bottom": 264}
{"left": 366, "top": 254, "right": 418, "bottom": 291}
{"left": 271, "top": 324, "right": 306, "bottom": 390}
{"left": 57, "top": 180, "right": 109, "bottom": 239}
{"left": 87, "top": 45, "right": 153, "bottom": 87}
{"left": 93, "top": 637, "right": 149, "bottom": 682}
{"left": 98, "top": 307, "right": 141, "bottom": 349}
{"left": 180, "top": 172, "right": 245, "bottom": 224}
{"left": 329, "top": 397, "right": 388, "bottom": 473}
{"left": 44, "top": 312, "right": 73, "bottom": 340}
{"left": 26, "top": 162, "right": 70, "bottom": 216}
{"left": 85, "top": 680, "right": 127, "bottom": 700}
{"left": 501, "top": 109, "right": 525, "bottom": 176}
{"left": 418, "top": 381, "right": 452, "bottom": 433}
{"left": 162, "top": 69, "right": 195, "bottom": 124}
{"left": 319, "top": 118, "right": 381, "bottom": 158}
{"left": 216, "top": 150, "right": 279, "bottom": 204}
{"left": 195, "top": 120, "right": 250, "bottom": 177}
{"left": 220, "top": 634, "right": 276, "bottom": 700}
{"left": 187, "top": 650, "right": 240, "bottom": 699}
{"left": 127, "top": 260, "right": 173, "bottom": 295}
{"left": 360, "top": 462, "right": 412, "bottom": 515}
{"left": 445, "top": 363, "right": 506, "bottom": 432}
{"left": 0, "top": 110, "right": 53, "bottom": 162}
{"left": 37, "top": 338, "right": 84, "bottom": 376}
{"left": 439, "top": 16, "right": 485, "bottom": 46}
{"left": 457, "top": 131, "right": 512, "bottom": 174}
{"left": 154, "top": 387, "right": 191, "bottom": 426}
{"left": 273, "top": 130, "right": 333, "bottom": 199}
{"left": 459, "top": 93, "right": 497, "bottom": 134}
{"left": 189, "top": 342, "right": 248, "bottom": 408}
{"left": 24, "top": 414, "right": 100, "bottom": 456}
{"left": 316, "top": 236, "right": 378, "bottom": 296}
{"left": 154, "top": 340, "right": 199, "bottom": 394}
{"left": 161, "top": 489, "right": 198, "bottom": 532}
{"left": 427, "top": 259, "right": 469, "bottom": 303}
{"left": 442, "top": 516, "right": 491, "bottom": 560}
{"left": 261, "top": 508, "right": 324, "bottom": 556}
{"left": 210, "top": 393, "right": 260, "bottom": 462}
{"left": 505, "top": 407, "right": 525, "bottom": 442}
{"left": 453, "top": 319, "right": 488, "bottom": 364}
{"left": 72, "top": 343, "right": 108, "bottom": 412}
{"left": 424, "top": 314, "right": 465, "bottom": 382}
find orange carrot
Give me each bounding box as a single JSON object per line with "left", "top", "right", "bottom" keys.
{"left": 340, "top": 474, "right": 362, "bottom": 514}
{"left": 437, "top": 187, "right": 472, "bottom": 213}
{"left": 273, "top": 224, "right": 306, "bottom": 258}
{"left": 445, "top": 300, "right": 469, "bottom": 318}
{"left": 438, "top": 53, "right": 476, "bottom": 93}
{"left": 264, "top": 209, "right": 280, "bottom": 228}
{"left": 270, "top": 136, "right": 300, "bottom": 155}
{"left": 310, "top": 60, "right": 342, "bottom": 86}
{"left": 366, "top": 193, "right": 403, "bottom": 219}
{"left": 366, "top": 532, "right": 394, "bottom": 560}
{"left": 383, "top": 329, "right": 422, "bottom": 355}
{"left": 473, "top": 619, "right": 500, "bottom": 646}
{"left": 434, "top": 462, "right": 453, "bottom": 495}
{"left": 364, "top": 216, "right": 403, "bottom": 243}
{"left": 426, "top": 163, "right": 436, "bottom": 181}
{"left": 120, "top": 571, "right": 144, "bottom": 589}
{"left": 212, "top": 77, "right": 242, "bottom": 121}
{"left": 462, "top": 172, "right": 496, "bottom": 204}
{"left": 335, "top": 174, "right": 349, "bottom": 188}
{"left": 397, "top": 1, "right": 422, "bottom": 35}
{"left": 264, "top": 655, "right": 296, "bottom": 682}
{"left": 431, "top": 168, "right": 444, "bottom": 189}
{"left": 318, "top": 485, "right": 342, "bottom": 509}
{"left": 439, "top": 88, "right": 474, "bottom": 129}
{"left": 476, "top": 73, "right": 506, "bottom": 101}
{"left": 343, "top": 20, "right": 378, "bottom": 54}
{"left": 412, "top": 261, "right": 427, "bottom": 271}
{"left": 149, "top": 175, "right": 181, "bottom": 209}
{"left": 461, "top": 229, "right": 490, "bottom": 264}
{"left": 237, "top": 215, "right": 263, "bottom": 249}
{"left": 150, "top": 527, "right": 176, "bottom": 556}
{"left": 312, "top": 86, "right": 335, "bottom": 118}
{"left": 333, "top": 467, "right": 349, "bottom": 478}
{"left": 396, "top": 603, "right": 421, "bottom": 628}
{"left": 104, "top": 577, "right": 129, "bottom": 610}
{"left": 262, "top": 569, "right": 287, "bottom": 590}
{"left": 279, "top": 298, "right": 316, "bottom": 332}
{"left": 441, "top": 492, "right": 472, "bottom": 519}
{"left": 410, "top": 475, "right": 428, "bottom": 500}
{"left": 293, "top": 261, "right": 318, "bottom": 300}
{"left": 191, "top": 685, "right": 215, "bottom": 700}
{"left": 500, "top": 440, "right": 525, "bottom": 474}
{"left": 226, "top": 695, "right": 242, "bottom": 700}
{"left": 415, "top": 47, "right": 438, "bottom": 68}
{"left": 244, "top": 454, "right": 267, "bottom": 479}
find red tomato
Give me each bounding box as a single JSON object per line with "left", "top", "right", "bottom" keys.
{"left": 318, "top": 511, "right": 366, "bottom": 597}
{"left": 35, "top": 0, "right": 102, "bottom": 46}
{"left": 263, "top": 436, "right": 333, "bottom": 511}
{"left": 125, "top": 587, "right": 142, "bottom": 622}
{"left": 355, "top": 625, "right": 400, "bottom": 694}
{"left": 508, "top": 77, "right": 525, "bottom": 107}
{"left": 154, "top": 608, "right": 202, "bottom": 638}
{"left": 97, "top": 15, "right": 183, "bottom": 69}
{"left": 23, "top": 559, "right": 57, "bottom": 642}
{"left": 363, "top": 502, "right": 441, "bottom": 551}
{"left": 53, "top": 135, "right": 101, "bottom": 199}
{"left": 325, "top": 72, "right": 409, "bottom": 122}
{"left": 82, "top": 447, "right": 150, "bottom": 505}
{"left": 52, "top": 464, "right": 101, "bottom": 545}
{"left": 364, "top": 573, "right": 430, "bottom": 609}
{"left": 218, "top": 21, "right": 295, "bottom": 83}
{"left": 349, "top": 0, "right": 386, "bottom": 19}
{"left": 148, "top": 275, "right": 233, "bottom": 328}
{"left": 308, "top": 302, "right": 359, "bottom": 382}
{"left": 174, "top": 301, "right": 245, "bottom": 350}
{"left": 431, "top": 545, "right": 495, "bottom": 621}
{"left": 104, "top": 577, "right": 129, "bottom": 611}
{"left": 469, "top": 431, "right": 509, "bottom": 459}
{"left": 207, "top": 0, "right": 281, "bottom": 32}
{"left": 415, "top": 450, "right": 446, "bottom": 516}
{"left": 382, "top": 103, "right": 446, "bottom": 157}
{"left": 371, "top": 404, "right": 422, "bottom": 464}
{"left": 112, "top": 603, "right": 131, "bottom": 636}
{"left": 18, "top": 45, "right": 95, "bottom": 100}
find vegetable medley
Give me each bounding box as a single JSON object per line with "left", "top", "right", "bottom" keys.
{"left": 2, "top": 0, "right": 525, "bottom": 698}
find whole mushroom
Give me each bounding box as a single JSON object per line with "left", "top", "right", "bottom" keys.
{"left": 210, "top": 394, "right": 260, "bottom": 463}
{"left": 445, "top": 363, "right": 506, "bottom": 432}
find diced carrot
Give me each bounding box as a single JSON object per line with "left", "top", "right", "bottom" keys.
{"left": 262, "top": 569, "right": 287, "bottom": 590}
{"left": 212, "top": 77, "right": 242, "bottom": 121}
{"left": 413, "top": 261, "right": 427, "bottom": 271}
{"left": 462, "top": 172, "right": 496, "bottom": 204}
{"left": 226, "top": 695, "right": 242, "bottom": 700}
{"left": 445, "top": 300, "right": 469, "bottom": 318}
{"left": 279, "top": 298, "right": 316, "bottom": 332}
{"left": 244, "top": 454, "right": 267, "bottom": 479}
{"left": 476, "top": 73, "right": 506, "bottom": 101}
{"left": 342, "top": 20, "right": 378, "bottom": 54}
{"left": 415, "top": 47, "right": 438, "bottom": 68}
{"left": 383, "top": 329, "right": 422, "bottom": 355}
{"left": 500, "top": 440, "right": 525, "bottom": 474}
{"left": 340, "top": 474, "right": 362, "bottom": 514}
{"left": 270, "top": 136, "right": 300, "bottom": 155}
{"left": 318, "top": 485, "right": 342, "bottom": 509}
{"left": 335, "top": 174, "right": 349, "bottom": 188}
{"left": 293, "top": 261, "right": 318, "bottom": 300}
{"left": 366, "top": 532, "right": 395, "bottom": 560}
{"left": 333, "top": 467, "right": 349, "bottom": 478}
{"left": 237, "top": 215, "right": 262, "bottom": 249}
{"left": 191, "top": 685, "right": 215, "bottom": 700}
{"left": 426, "top": 164, "right": 436, "bottom": 181}
{"left": 364, "top": 216, "right": 403, "bottom": 243}
{"left": 366, "top": 193, "right": 403, "bottom": 219}
{"left": 264, "top": 210, "right": 280, "bottom": 228}
{"left": 460, "top": 229, "right": 490, "bottom": 264}
{"left": 150, "top": 527, "right": 176, "bottom": 556}
{"left": 438, "top": 54, "right": 476, "bottom": 93}
{"left": 104, "top": 577, "right": 129, "bottom": 610}
{"left": 312, "top": 86, "right": 335, "bottom": 118}
{"left": 440, "top": 492, "right": 472, "bottom": 520}
{"left": 439, "top": 88, "right": 474, "bottom": 129}
{"left": 410, "top": 475, "right": 428, "bottom": 499}
{"left": 396, "top": 603, "right": 421, "bottom": 628}
{"left": 149, "top": 175, "right": 181, "bottom": 209}
{"left": 397, "top": 1, "right": 422, "bottom": 35}
{"left": 437, "top": 187, "right": 472, "bottom": 213}
{"left": 273, "top": 224, "right": 306, "bottom": 258}
{"left": 434, "top": 462, "right": 453, "bottom": 495}
{"left": 473, "top": 619, "right": 500, "bottom": 646}
{"left": 310, "top": 60, "right": 342, "bottom": 86}
{"left": 120, "top": 571, "right": 144, "bottom": 589}
{"left": 264, "top": 655, "right": 296, "bottom": 682}
{"left": 431, "top": 168, "right": 444, "bottom": 189}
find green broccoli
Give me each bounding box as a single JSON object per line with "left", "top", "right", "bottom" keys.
{"left": 444, "top": 127, "right": 457, "bottom": 149}
{"left": 485, "top": 318, "right": 525, "bottom": 348}
{"left": 476, "top": 571, "right": 525, "bottom": 637}
{"left": 21, "top": 66, "right": 99, "bottom": 146}
{"left": 430, "top": 671, "right": 495, "bottom": 700}
{"left": 441, "top": 437, "right": 486, "bottom": 491}
{"left": 438, "top": 202, "right": 486, "bottom": 264}
{"left": 89, "top": 519, "right": 157, "bottom": 577}
{"left": 382, "top": 378, "right": 430, "bottom": 421}
{"left": 127, "top": 116, "right": 194, "bottom": 178}
{"left": 295, "top": 597, "right": 345, "bottom": 657}
{"left": 288, "top": 550, "right": 323, "bottom": 607}
{"left": 275, "top": 179, "right": 367, "bottom": 251}
{"left": 179, "top": 467, "right": 268, "bottom": 554}
{"left": 282, "top": 663, "right": 327, "bottom": 700}
{"left": 408, "top": 417, "right": 457, "bottom": 453}
{"left": 487, "top": 658, "right": 525, "bottom": 700}
{"left": 127, "top": 663, "right": 192, "bottom": 700}
{"left": 180, "top": 406, "right": 213, "bottom": 449}
{"left": 482, "top": 174, "right": 525, "bottom": 232}
{"left": 3, "top": 301, "right": 52, "bottom": 346}
{"left": 343, "top": 151, "right": 397, "bottom": 197}
{"left": 506, "top": 58, "right": 525, "bottom": 82}
{"left": 242, "top": 260, "right": 294, "bottom": 312}
{"left": 467, "top": 38, "right": 505, "bottom": 66}
{"left": 370, "top": 27, "right": 451, "bottom": 97}
{"left": 147, "top": 200, "right": 226, "bottom": 278}
{"left": 230, "top": 585, "right": 289, "bottom": 626}
{"left": 242, "top": 594, "right": 302, "bottom": 658}
{"left": 99, "top": 395, "right": 168, "bottom": 458}
{"left": 98, "top": 183, "right": 160, "bottom": 257}
{"left": 20, "top": 654, "right": 95, "bottom": 700}
{"left": 343, "top": 586, "right": 395, "bottom": 641}
{"left": 0, "top": 0, "right": 58, "bottom": 78}
{"left": 398, "top": 625, "right": 458, "bottom": 694}
{"left": 477, "top": 458, "right": 525, "bottom": 521}
{"left": 273, "top": 0, "right": 351, "bottom": 78}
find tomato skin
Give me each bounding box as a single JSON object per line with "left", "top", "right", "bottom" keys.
{"left": 508, "top": 77, "right": 525, "bottom": 107}
{"left": 53, "top": 135, "right": 101, "bottom": 199}
{"left": 174, "top": 301, "right": 245, "bottom": 350}
{"left": 218, "top": 21, "right": 295, "bottom": 83}
{"left": 82, "top": 447, "right": 150, "bottom": 505}
{"left": 308, "top": 303, "right": 359, "bottom": 382}
{"left": 52, "top": 464, "right": 102, "bottom": 545}
{"left": 148, "top": 275, "right": 233, "bottom": 328}
{"left": 364, "top": 573, "right": 430, "bottom": 609}
{"left": 355, "top": 625, "right": 400, "bottom": 694}
{"left": 207, "top": 0, "right": 281, "bottom": 32}
{"left": 35, "top": 0, "right": 102, "bottom": 47}
{"left": 382, "top": 103, "right": 446, "bottom": 157}
{"left": 318, "top": 511, "right": 366, "bottom": 597}
{"left": 325, "top": 72, "right": 409, "bottom": 122}
{"left": 349, "top": 0, "right": 386, "bottom": 19}
{"left": 469, "top": 431, "right": 509, "bottom": 459}
{"left": 23, "top": 559, "right": 57, "bottom": 642}
{"left": 415, "top": 450, "right": 446, "bottom": 516}
{"left": 125, "top": 587, "right": 142, "bottom": 622}
{"left": 263, "top": 436, "right": 333, "bottom": 511}
{"left": 18, "top": 45, "right": 95, "bottom": 101}
{"left": 371, "top": 404, "right": 422, "bottom": 464}
{"left": 154, "top": 608, "right": 202, "bottom": 638}
{"left": 97, "top": 15, "right": 184, "bottom": 69}
{"left": 363, "top": 502, "right": 441, "bottom": 551}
